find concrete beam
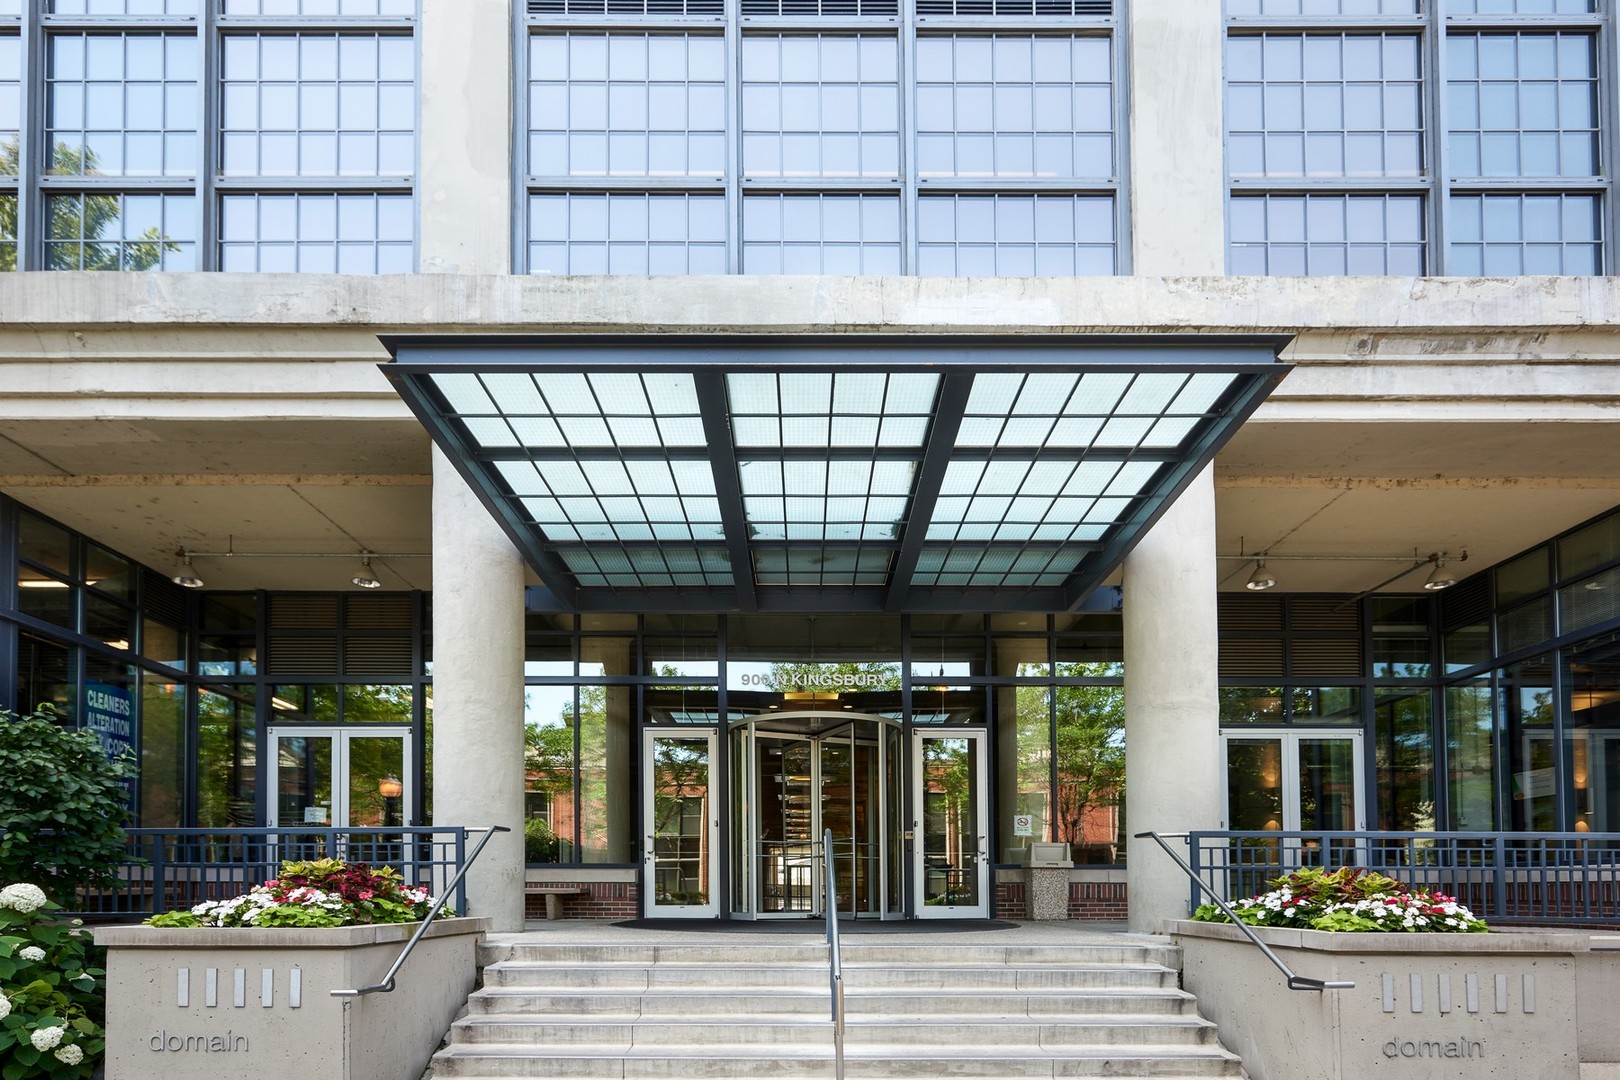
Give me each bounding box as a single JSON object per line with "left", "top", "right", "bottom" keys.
{"left": 0, "top": 273, "right": 1618, "bottom": 334}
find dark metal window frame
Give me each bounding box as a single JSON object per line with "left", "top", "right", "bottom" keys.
{"left": 1223, "top": 0, "right": 1616, "bottom": 274}
{"left": 0, "top": 0, "right": 417, "bottom": 272}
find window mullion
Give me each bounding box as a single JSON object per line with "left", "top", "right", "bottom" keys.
{"left": 727, "top": 0, "right": 742, "bottom": 272}
{"left": 19, "top": 0, "right": 37, "bottom": 269}
{"left": 1427, "top": 0, "right": 1448, "bottom": 274}
{"left": 199, "top": 0, "right": 219, "bottom": 270}
{"left": 900, "top": 0, "right": 916, "bottom": 273}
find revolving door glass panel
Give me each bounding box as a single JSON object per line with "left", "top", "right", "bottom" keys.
{"left": 732, "top": 712, "right": 900, "bottom": 919}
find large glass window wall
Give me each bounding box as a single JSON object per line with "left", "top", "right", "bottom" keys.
{"left": 520, "top": 5, "right": 1126, "bottom": 275}
{"left": 1225, "top": 0, "right": 1610, "bottom": 274}
{"left": 0, "top": 0, "right": 416, "bottom": 272}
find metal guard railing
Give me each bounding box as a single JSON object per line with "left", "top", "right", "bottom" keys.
{"left": 64, "top": 826, "right": 478, "bottom": 922}
{"left": 1136, "top": 831, "right": 1354, "bottom": 993}
{"left": 1186, "top": 829, "right": 1620, "bottom": 927}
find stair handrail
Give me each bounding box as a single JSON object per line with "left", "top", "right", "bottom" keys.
{"left": 823, "top": 827, "right": 846, "bottom": 1080}
{"left": 331, "top": 824, "right": 511, "bottom": 998}
{"left": 1134, "top": 830, "right": 1354, "bottom": 993}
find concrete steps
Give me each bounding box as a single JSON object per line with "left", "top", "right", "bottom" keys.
{"left": 432, "top": 938, "right": 1246, "bottom": 1079}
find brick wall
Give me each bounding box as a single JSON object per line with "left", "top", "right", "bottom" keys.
{"left": 524, "top": 881, "right": 639, "bottom": 921}
{"left": 994, "top": 879, "right": 1130, "bottom": 921}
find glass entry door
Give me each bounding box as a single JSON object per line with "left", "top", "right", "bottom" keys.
{"left": 643, "top": 729, "right": 719, "bottom": 918}
{"left": 912, "top": 729, "right": 989, "bottom": 919}
{"left": 1223, "top": 730, "right": 1364, "bottom": 868}
{"left": 267, "top": 726, "right": 414, "bottom": 830}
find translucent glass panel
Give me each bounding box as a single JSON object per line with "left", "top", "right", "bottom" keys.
{"left": 741, "top": 194, "right": 900, "bottom": 273}
{"left": 561, "top": 547, "right": 732, "bottom": 587}
{"left": 50, "top": 0, "right": 198, "bottom": 12}
{"left": 740, "top": 34, "right": 899, "bottom": 178}
{"left": 501, "top": 457, "right": 724, "bottom": 544}
{"left": 1227, "top": 34, "right": 1422, "bottom": 178}
{"left": 1447, "top": 33, "right": 1598, "bottom": 178}
{"left": 1230, "top": 193, "right": 1424, "bottom": 274}
{"left": 0, "top": 0, "right": 21, "bottom": 10}
{"left": 44, "top": 191, "right": 197, "bottom": 269}
{"left": 527, "top": 192, "right": 726, "bottom": 275}
{"left": 912, "top": 545, "right": 1081, "bottom": 587}
{"left": 46, "top": 33, "right": 197, "bottom": 176}
{"left": 1228, "top": 0, "right": 1419, "bottom": 12}
{"left": 1445, "top": 0, "right": 1596, "bottom": 12}
{"left": 914, "top": 34, "right": 1113, "bottom": 180}
{"left": 221, "top": 34, "right": 415, "bottom": 177}
{"left": 1449, "top": 192, "right": 1599, "bottom": 273}
{"left": 432, "top": 370, "right": 708, "bottom": 451}
{"left": 955, "top": 371, "right": 1236, "bottom": 450}
{"left": 0, "top": 35, "right": 17, "bottom": 174}
{"left": 754, "top": 547, "right": 890, "bottom": 586}
{"left": 529, "top": 33, "right": 725, "bottom": 179}
{"left": 0, "top": 194, "right": 15, "bottom": 271}
{"left": 726, "top": 371, "right": 940, "bottom": 449}
{"left": 929, "top": 458, "right": 1162, "bottom": 544}
{"left": 222, "top": 0, "right": 415, "bottom": 13}
{"left": 219, "top": 191, "right": 412, "bottom": 271}
{"left": 737, "top": 459, "right": 917, "bottom": 541}
{"left": 917, "top": 194, "right": 1114, "bottom": 276}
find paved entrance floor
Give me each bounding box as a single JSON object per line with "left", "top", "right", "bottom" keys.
{"left": 502, "top": 918, "right": 1143, "bottom": 946}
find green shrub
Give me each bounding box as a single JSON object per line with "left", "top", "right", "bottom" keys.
{"left": 0, "top": 706, "right": 135, "bottom": 905}
{"left": 524, "top": 818, "right": 559, "bottom": 863}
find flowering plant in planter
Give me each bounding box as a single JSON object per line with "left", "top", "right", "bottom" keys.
{"left": 0, "top": 882, "right": 105, "bottom": 1080}
{"left": 1193, "top": 866, "right": 1489, "bottom": 933}
{"left": 145, "top": 859, "right": 443, "bottom": 929}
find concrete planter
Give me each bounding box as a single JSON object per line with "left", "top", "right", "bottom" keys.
{"left": 93, "top": 917, "right": 490, "bottom": 1080}
{"left": 1169, "top": 920, "right": 1620, "bottom": 1080}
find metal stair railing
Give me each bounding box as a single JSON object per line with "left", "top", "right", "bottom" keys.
{"left": 824, "top": 827, "right": 846, "bottom": 1080}
{"left": 1135, "top": 830, "right": 1354, "bottom": 993}
{"left": 332, "top": 825, "right": 511, "bottom": 998}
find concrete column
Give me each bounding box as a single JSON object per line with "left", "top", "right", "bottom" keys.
{"left": 417, "top": 0, "right": 513, "bottom": 273}
{"left": 1123, "top": 465, "right": 1221, "bottom": 933}
{"left": 1127, "top": 0, "right": 1227, "bottom": 276}
{"left": 432, "top": 447, "right": 526, "bottom": 930}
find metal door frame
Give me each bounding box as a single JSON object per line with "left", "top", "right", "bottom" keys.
{"left": 911, "top": 727, "right": 990, "bottom": 920}
{"left": 642, "top": 727, "right": 721, "bottom": 919}
{"left": 265, "top": 725, "right": 415, "bottom": 829}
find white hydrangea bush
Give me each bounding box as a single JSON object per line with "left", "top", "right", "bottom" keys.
{"left": 0, "top": 881, "right": 104, "bottom": 1078}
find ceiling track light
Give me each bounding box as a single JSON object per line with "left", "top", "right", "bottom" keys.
{"left": 170, "top": 549, "right": 205, "bottom": 590}
{"left": 1245, "top": 558, "right": 1278, "bottom": 591}
{"left": 352, "top": 554, "right": 383, "bottom": 590}
{"left": 177, "top": 547, "right": 429, "bottom": 590}
{"left": 1220, "top": 546, "right": 1470, "bottom": 600}
{"left": 1423, "top": 551, "right": 1462, "bottom": 591}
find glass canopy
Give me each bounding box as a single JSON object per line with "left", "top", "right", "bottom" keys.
{"left": 383, "top": 336, "right": 1289, "bottom": 612}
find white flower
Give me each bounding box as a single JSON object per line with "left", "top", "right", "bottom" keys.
{"left": 31, "top": 1025, "right": 66, "bottom": 1051}
{"left": 54, "top": 1043, "right": 83, "bottom": 1066}
{"left": 0, "top": 995, "right": 11, "bottom": 1020}
{"left": 0, "top": 884, "right": 48, "bottom": 913}
{"left": 18, "top": 946, "right": 45, "bottom": 962}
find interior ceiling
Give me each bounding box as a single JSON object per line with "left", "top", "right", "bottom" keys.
{"left": 1, "top": 413, "right": 1617, "bottom": 599}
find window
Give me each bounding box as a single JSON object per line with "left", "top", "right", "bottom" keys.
{"left": 521, "top": 6, "right": 1123, "bottom": 275}
{"left": 2, "top": 1, "right": 416, "bottom": 271}
{"left": 1225, "top": 0, "right": 1606, "bottom": 274}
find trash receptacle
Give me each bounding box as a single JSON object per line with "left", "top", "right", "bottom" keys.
{"left": 1025, "top": 843, "right": 1073, "bottom": 921}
